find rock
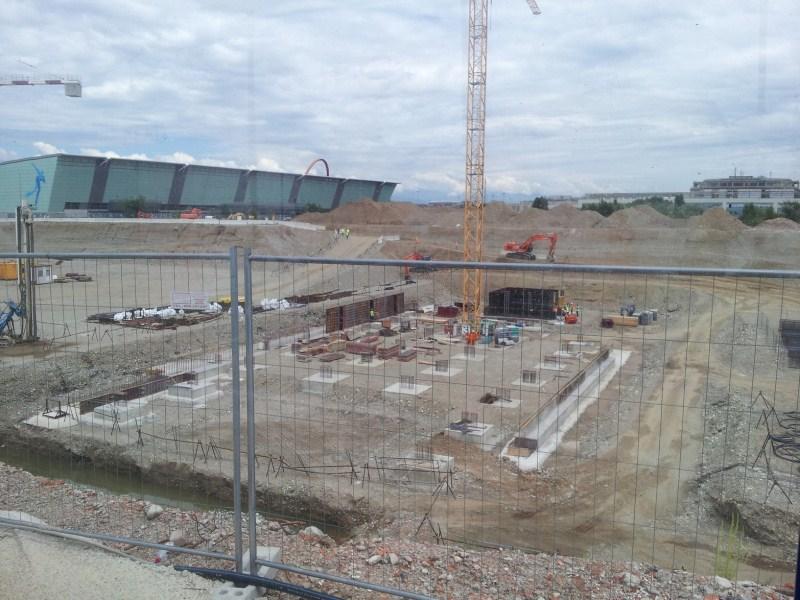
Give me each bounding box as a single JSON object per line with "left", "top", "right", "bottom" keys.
{"left": 168, "top": 529, "right": 187, "bottom": 547}
{"left": 301, "top": 525, "right": 325, "bottom": 537}
{"left": 355, "top": 543, "right": 367, "bottom": 551}
{"left": 268, "top": 521, "right": 281, "bottom": 531}
{"left": 144, "top": 503, "right": 163, "bottom": 520}
{"left": 713, "top": 576, "right": 732, "bottom": 590}
{"left": 299, "top": 525, "right": 335, "bottom": 547}
{"left": 623, "top": 573, "right": 641, "bottom": 588}
{"left": 367, "top": 554, "right": 382, "bottom": 565}
{"left": 388, "top": 553, "right": 399, "bottom": 565}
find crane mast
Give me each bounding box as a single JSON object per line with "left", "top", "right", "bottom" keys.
{"left": 462, "top": 0, "right": 490, "bottom": 324}
{"left": 462, "top": 0, "right": 540, "bottom": 325}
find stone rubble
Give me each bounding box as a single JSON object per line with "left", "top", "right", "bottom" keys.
{"left": 0, "top": 462, "right": 794, "bottom": 600}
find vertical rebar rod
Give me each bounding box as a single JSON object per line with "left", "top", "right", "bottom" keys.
{"left": 229, "top": 246, "right": 243, "bottom": 573}
{"left": 243, "top": 247, "right": 258, "bottom": 575}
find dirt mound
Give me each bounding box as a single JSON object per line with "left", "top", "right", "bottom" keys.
{"left": 0, "top": 221, "right": 333, "bottom": 254}
{"left": 688, "top": 207, "right": 747, "bottom": 233}
{"left": 497, "top": 204, "right": 603, "bottom": 230}
{"left": 297, "top": 199, "right": 427, "bottom": 226}
{"left": 755, "top": 217, "right": 800, "bottom": 231}
{"left": 600, "top": 205, "right": 676, "bottom": 228}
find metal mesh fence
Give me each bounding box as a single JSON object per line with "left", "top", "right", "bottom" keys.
{"left": 245, "top": 256, "right": 800, "bottom": 596}
{"left": 1, "top": 250, "right": 798, "bottom": 598}
{"left": 0, "top": 251, "right": 241, "bottom": 568}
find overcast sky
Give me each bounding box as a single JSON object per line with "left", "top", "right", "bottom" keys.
{"left": 1, "top": 0, "right": 798, "bottom": 199}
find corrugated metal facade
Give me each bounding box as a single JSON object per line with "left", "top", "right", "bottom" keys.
{"left": 325, "top": 293, "right": 405, "bottom": 333}
{"left": 0, "top": 154, "right": 397, "bottom": 214}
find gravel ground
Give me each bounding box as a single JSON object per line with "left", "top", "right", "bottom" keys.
{"left": 0, "top": 523, "right": 212, "bottom": 599}
{"left": 0, "top": 462, "right": 794, "bottom": 599}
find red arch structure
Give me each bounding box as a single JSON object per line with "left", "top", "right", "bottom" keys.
{"left": 303, "top": 158, "right": 330, "bottom": 177}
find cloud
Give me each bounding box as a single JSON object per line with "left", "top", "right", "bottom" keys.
{"left": 33, "top": 141, "right": 65, "bottom": 155}
{"left": 1, "top": 1, "right": 798, "bottom": 197}
{"left": 0, "top": 148, "right": 17, "bottom": 162}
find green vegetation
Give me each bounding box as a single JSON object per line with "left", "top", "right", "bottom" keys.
{"left": 532, "top": 197, "right": 549, "bottom": 210}
{"left": 740, "top": 203, "right": 777, "bottom": 226}
{"left": 714, "top": 512, "right": 745, "bottom": 581}
{"left": 779, "top": 201, "right": 800, "bottom": 222}
{"left": 580, "top": 196, "right": 705, "bottom": 219}
{"left": 301, "top": 203, "right": 326, "bottom": 213}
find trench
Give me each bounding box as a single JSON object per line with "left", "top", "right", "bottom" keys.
{"left": 0, "top": 425, "right": 371, "bottom": 541}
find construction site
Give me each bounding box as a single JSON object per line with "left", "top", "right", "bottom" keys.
{"left": 1, "top": 0, "right": 799, "bottom": 596}
{"left": 0, "top": 201, "right": 798, "bottom": 590}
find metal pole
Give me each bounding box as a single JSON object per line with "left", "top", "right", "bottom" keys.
{"left": 229, "top": 246, "right": 243, "bottom": 573}
{"left": 243, "top": 247, "right": 258, "bottom": 575}
{"left": 25, "top": 213, "right": 36, "bottom": 340}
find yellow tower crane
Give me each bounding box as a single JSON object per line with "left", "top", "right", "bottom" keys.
{"left": 462, "top": 0, "right": 541, "bottom": 325}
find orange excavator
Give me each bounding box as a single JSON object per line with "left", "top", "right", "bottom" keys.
{"left": 180, "top": 207, "right": 204, "bottom": 220}
{"left": 402, "top": 251, "right": 434, "bottom": 280}
{"left": 502, "top": 232, "right": 557, "bottom": 262}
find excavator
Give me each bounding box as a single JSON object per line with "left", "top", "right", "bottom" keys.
{"left": 402, "top": 251, "right": 434, "bottom": 281}
{"left": 502, "top": 232, "right": 557, "bottom": 262}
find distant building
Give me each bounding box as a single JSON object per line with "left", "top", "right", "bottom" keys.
{"left": 687, "top": 175, "right": 799, "bottom": 213}
{"left": 0, "top": 154, "right": 397, "bottom": 216}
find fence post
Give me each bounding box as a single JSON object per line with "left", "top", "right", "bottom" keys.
{"left": 243, "top": 247, "right": 258, "bottom": 575}
{"left": 229, "top": 246, "right": 243, "bottom": 573}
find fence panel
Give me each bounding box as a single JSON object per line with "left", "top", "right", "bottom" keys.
{"left": 243, "top": 255, "right": 800, "bottom": 598}
{"left": 0, "top": 251, "right": 241, "bottom": 569}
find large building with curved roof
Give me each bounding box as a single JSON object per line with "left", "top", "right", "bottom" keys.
{"left": 0, "top": 154, "right": 397, "bottom": 215}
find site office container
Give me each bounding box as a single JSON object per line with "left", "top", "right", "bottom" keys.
{"left": 485, "top": 287, "right": 560, "bottom": 320}
{"left": 325, "top": 292, "right": 405, "bottom": 332}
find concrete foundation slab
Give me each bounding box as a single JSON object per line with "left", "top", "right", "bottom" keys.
{"left": 419, "top": 366, "right": 463, "bottom": 377}
{"left": 94, "top": 398, "right": 151, "bottom": 420}
{"left": 166, "top": 379, "right": 220, "bottom": 402}
{"left": 446, "top": 422, "right": 493, "bottom": 445}
{"left": 302, "top": 372, "right": 350, "bottom": 394}
{"left": 346, "top": 358, "right": 386, "bottom": 368}
{"left": 383, "top": 382, "right": 431, "bottom": 396}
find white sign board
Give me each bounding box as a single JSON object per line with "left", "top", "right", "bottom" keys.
{"left": 171, "top": 291, "right": 211, "bottom": 310}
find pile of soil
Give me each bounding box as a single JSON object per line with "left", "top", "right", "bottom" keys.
{"left": 298, "top": 199, "right": 427, "bottom": 226}
{"left": 599, "top": 205, "right": 676, "bottom": 229}
{"left": 688, "top": 207, "right": 747, "bottom": 233}
{"left": 499, "top": 204, "right": 603, "bottom": 229}
{"left": 755, "top": 217, "right": 800, "bottom": 231}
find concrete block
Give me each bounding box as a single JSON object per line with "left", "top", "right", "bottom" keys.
{"left": 420, "top": 366, "right": 462, "bottom": 377}
{"left": 166, "top": 379, "right": 220, "bottom": 403}
{"left": 383, "top": 382, "right": 431, "bottom": 399}
{"left": 94, "top": 398, "right": 150, "bottom": 420}
{"left": 211, "top": 546, "right": 281, "bottom": 599}
{"left": 302, "top": 371, "right": 349, "bottom": 395}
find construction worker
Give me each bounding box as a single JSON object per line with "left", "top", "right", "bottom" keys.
{"left": 369, "top": 307, "right": 376, "bottom": 321}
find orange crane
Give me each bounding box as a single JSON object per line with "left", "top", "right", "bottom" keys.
{"left": 503, "top": 232, "right": 557, "bottom": 262}
{"left": 462, "top": 0, "right": 541, "bottom": 324}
